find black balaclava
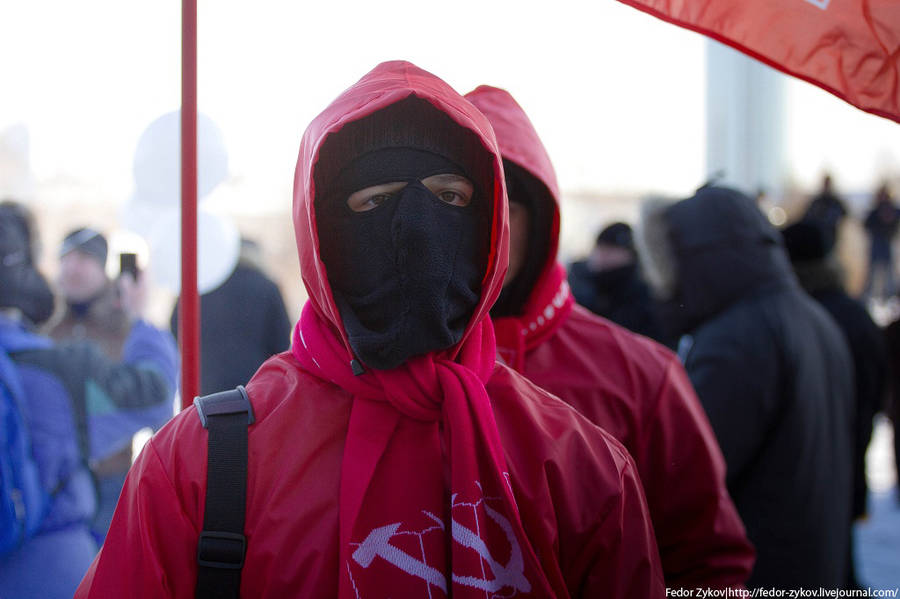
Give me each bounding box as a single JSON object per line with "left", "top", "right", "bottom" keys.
{"left": 317, "top": 144, "right": 486, "bottom": 370}
{"left": 491, "top": 160, "right": 554, "bottom": 318}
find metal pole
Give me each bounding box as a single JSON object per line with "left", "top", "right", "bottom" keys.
{"left": 179, "top": 0, "right": 200, "bottom": 408}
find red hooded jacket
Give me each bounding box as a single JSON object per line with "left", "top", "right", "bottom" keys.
{"left": 75, "top": 63, "right": 664, "bottom": 598}
{"left": 466, "top": 85, "right": 755, "bottom": 589}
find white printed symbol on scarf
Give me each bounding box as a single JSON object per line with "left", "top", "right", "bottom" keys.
{"left": 803, "top": 0, "right": 830, "bottom": 9}
{"left": 350, "top": 486, "right": 532, "bottom": 597}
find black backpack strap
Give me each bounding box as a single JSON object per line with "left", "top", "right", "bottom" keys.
{"left": 194, "top": 386, "right": 255, "bottom": 599}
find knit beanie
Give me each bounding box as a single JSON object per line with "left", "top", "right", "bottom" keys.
{"left": 782, "top": 220, "right": 834, "bottom": 263}
{"left": 314, "top": 95, "right": 492, "bottom": 200}
{"left": 596, "top": 222, "right": 635, "bottom": 253}
{"left": 60, "top": 227, "right": 108, "bottom": 266}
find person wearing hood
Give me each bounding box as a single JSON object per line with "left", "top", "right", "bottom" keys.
{"left": 75, "top": 62, "right": 663, "bottom": 599}
{"left": 782, "top": 219, "right": 888, "bottom": 589}
{"left": 466, "top": 85, "right": 754, "bottom": 590}
{"left": 567, "top": 222, "right": 669, "bottom": 344}
{"left": 0, "top": 208, "right": 177, "bottom": 599}
{"left": 0, "top": 200, "right": 54, "bottom": 327}
{"left": 636, "top": 186, "right": 855, "bottom": 589}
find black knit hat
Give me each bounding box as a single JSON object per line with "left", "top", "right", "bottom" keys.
{"left": 60, "top": 227, "right": 108, "bottom": 265}
{"left": 782, "top": 220, "right": 834, "bottom": 263}
{"left": 596, "top": 222, "right": 635, "bottom": 253}
{"left": 314, "top": 95, "right": 491, "bottom": 198}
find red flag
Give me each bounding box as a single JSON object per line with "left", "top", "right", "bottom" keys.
{"left": 616, "top": 0, "right": 900, "bottom": 124}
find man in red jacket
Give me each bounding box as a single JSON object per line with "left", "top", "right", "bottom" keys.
{"left": 76, "top": 62, "right": 664, "bottom": 598}
{"left": 466, "top": 85, "right": 755, "bottom": 589}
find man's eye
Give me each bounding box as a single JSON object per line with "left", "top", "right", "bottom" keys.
{"left": 437, "top": 190, "right": 469, "bottom": 206}
{"left": 421, "top": 174, "right": 474, "bottom": 207}
{"left": 360, "top": 194, "right": 391, "bottom": 210}
{"left": 347, "top": 182, "right": 407, "bottom": 212}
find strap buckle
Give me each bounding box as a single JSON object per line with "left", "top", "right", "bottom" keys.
{"left": 194, "top": 386, "right": 255, "bottom": 429}
{"left": 197, "top": 531, "right": 246, "bottom": 570}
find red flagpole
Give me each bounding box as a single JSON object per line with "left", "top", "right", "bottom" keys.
{"left": 180, "top": 0, "right": 200, "bottom": 408}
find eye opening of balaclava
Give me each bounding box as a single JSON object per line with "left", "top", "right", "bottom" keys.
{"left": 490, "top": 159, "right": 554, "bottom": 318}
{"left": 314, "top": 96, "right": 494, "bottom": 371}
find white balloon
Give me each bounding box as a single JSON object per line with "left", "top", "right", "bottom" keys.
{"left": 131, "top": 111, "right": 229, "bottom": 208}
{"left": 147, "top": 207, "right": 240, "bottom": 295}
{"left": 119, "top": 194, "right": 161, "bottom": 240}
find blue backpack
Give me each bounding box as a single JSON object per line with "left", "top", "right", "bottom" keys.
{"left": 0, "top": 347, "right": 47, "bottom": 556}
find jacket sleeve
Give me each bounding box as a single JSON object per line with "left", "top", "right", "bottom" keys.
{"left": 637, "top": 355, "right": 755, "bottom": 588}
{"left": 82, "top": 320, "right": 177, "bottom": 410}
{"left": 75, "top": 439, "right": 198, "bottom": 598}
{"left": 121, "top": 320, "right": 179, "bottom": 393}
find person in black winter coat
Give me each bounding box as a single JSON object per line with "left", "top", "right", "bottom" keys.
{"left": 170, "top": 238, "right": 291, "bottom": 396}
{"left": 636, "top": 186, "right": 855, "bottom": 590}
{"left": 568, "top": 222, "right": 668, "bottom": 345}
{"left": 863, "top": 183, "right": 900, "bottom": 300}
{"left": 803, "top": 174, "right": 848, "bottom": 239}
{"left": 782, "top": 219, "right": 888, "bottom": 589}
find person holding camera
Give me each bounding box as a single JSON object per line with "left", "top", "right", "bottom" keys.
{"left": 46, "top": 226, "right": 177, "bottom": 543}
{"left": 0, "top": 208, "right": 177, "bottom": 598}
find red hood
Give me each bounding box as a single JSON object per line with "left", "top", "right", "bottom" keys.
{"left": 293, "top": 61, "right": 509, "bottom": 362}
{"left": 465, "top": 85, "right": 573, "bottom": 367}
{"left": 465, "top": 86, "right": 560, "bottom": 209}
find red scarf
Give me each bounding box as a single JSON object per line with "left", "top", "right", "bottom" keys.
{"left": 494, "top": 262, "right": 575, "bottom": 371}
{"left": 292, "top": 302, "right": 555, "bottom": 598}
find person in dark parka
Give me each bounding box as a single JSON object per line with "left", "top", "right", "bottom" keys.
{"left": 783, "top": 220, "right": 887, "bottom": 518}
{"left": 782, "top": 220, "right": 888, "bottom": 589}
{"left": 170, "top": 239, "right": 292, "bottom": 395}
{"left": 637, "top": 186, "right": 855, "bottom": 590}
{"left": 803, "top": 174, "right": 847, "bottom": 239}
{"left": 863, "top": 183, "right": 900, "bottom": 300}
{"left": 568, "top": 222, "right": 668, "bottom": 344}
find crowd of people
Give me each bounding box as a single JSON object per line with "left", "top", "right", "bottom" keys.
{"left": 1, "top": 60, "right": 897, "bottom": 598}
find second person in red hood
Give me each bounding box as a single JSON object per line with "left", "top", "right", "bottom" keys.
{"left": 75, "top": 61, "right": 664, "bottom": 599}
{"left": 466, "top": 84, "right": 756, "bottom": 589}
